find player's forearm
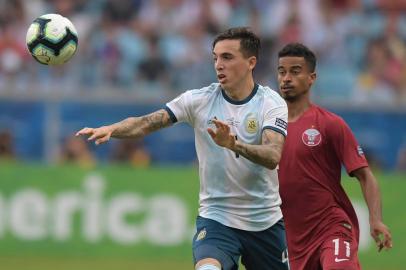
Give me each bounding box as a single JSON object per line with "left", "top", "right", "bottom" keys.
{"left": 111, "top": 109, "right": 172, "bottom": 139}
{"left": 233, "top": 141, "right": 281, "bottom": 170}
{"left": 361, "top": 178, "right": 383, "bottom": 222}
{"left": 356, "top": 168, "right": 383, "bottom": 222}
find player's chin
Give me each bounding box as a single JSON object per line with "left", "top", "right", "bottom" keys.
{"left": 220, "top": 81, "right": 235, "bottom": 92}
{"left": 218, "top": 82, "right": 228, "bottom": 90}
{"left": 279, "top": 91, "right": 288, "bottom": 99}
{"left": 279, "top": 91, "right": 295, "bottom": 101}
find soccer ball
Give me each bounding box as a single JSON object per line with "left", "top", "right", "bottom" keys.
{"left": 26, "top": 14, "right": 78, "bottom": 65}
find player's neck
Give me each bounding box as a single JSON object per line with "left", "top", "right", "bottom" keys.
{"left": 223, "top": 77, "right": 255, "bottom": 101}
{"left": 287, "top": 98, "right": 312, "bottom": 122}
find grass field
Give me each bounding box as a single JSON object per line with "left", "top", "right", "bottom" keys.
{"left": 0, "top": 256, "right": 192, "bottom": 270}
{"left": 0, "top": 164, "right": 404, "bottom": 269}
{"left": 341, "top": 172, "right": 406, "bottom": 269}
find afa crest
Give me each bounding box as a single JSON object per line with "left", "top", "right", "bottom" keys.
{"left": 196, "top": 228, "right": 207, "bottom": 241}
{"left": 245, "top": 114, "right": 258, "bottom": 134}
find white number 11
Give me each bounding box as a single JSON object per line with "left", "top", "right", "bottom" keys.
{"left": 333, "top": 238, "right": 350, "bottom": 257}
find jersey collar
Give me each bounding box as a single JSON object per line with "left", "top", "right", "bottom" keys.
{"left": 221, "top": 83, "right": 258, "bottom": 105}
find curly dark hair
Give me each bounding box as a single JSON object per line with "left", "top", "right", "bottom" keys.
{"left": 278, "top": 43, "right": 317, "bottom": 72}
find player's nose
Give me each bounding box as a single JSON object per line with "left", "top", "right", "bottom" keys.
{"left": 282, "top": 73, "right": 292, "bottom": 82}
{"left": 215, "top": 59, "right": 224, "bottom": 70}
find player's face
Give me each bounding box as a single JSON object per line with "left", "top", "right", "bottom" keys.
{"left": 213, "top": 39, "right": 256, "bottom": 91}
{"left": 277, "top": 56, "right": 316, "bottom": 102}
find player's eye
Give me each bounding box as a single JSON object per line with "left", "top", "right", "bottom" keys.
{"left": 278, "top": 70, "right": 286, "bottom": 75}
{"left": 291, "top": 69, "right": 301, "bottom": 75}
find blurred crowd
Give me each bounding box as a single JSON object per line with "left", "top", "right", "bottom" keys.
{"left": 0, "top": 0, "right": 405, "bottom": 105}
{"left": 57, "top": 135, "right": 151, "bottom": 168}
{"left": 1, "top": 0, "right": 406, "bottom": 170}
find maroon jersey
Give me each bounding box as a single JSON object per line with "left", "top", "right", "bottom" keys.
{"left": 278, "top": 104, "right": 368, "bottom": 260}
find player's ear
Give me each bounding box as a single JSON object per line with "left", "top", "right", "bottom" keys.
{"left": 309, "top": 72, "right": 317, "bottom": 87}
{"left": 248, "top": 56, "right": 257, "bottom": 70}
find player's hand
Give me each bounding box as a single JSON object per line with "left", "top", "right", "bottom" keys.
{"left": 370, "top": 220, "right": 392, "bottom": 252}
{"left": 75, "top": 126, "right": 114, "bottom": 145}
{"left": 207, "top": 119, "right": 236, "bottom": 150}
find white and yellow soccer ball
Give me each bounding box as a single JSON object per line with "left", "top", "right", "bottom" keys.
{"left": 26, "top": 14, "right": 78, "bottom": 65}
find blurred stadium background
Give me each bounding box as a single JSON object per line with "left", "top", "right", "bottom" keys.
{"left": 0, "top": 0, "right": 405, "bottom": 269}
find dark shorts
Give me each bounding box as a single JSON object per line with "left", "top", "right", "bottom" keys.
{"left": 192, "top": 216, "right": 289, "bottom": 270}
{"left": 290, "top": 224, "right": 360, "bottom": 270}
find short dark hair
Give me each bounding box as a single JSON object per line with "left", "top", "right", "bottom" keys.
{"left": 278, "top": 43, "right": 317, "bottom": 72}
{"left": 212, "top": 27, "right": 261, "bottom": 59}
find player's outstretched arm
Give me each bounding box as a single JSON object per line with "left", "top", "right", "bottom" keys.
{"left": 207, "top": 119, "right": 284, "bottom": 170}
{"left": 76, "top": 109, "right": 173, "bottom": 145}
{"left": 352, "top": 167, "right": 393, "bottom": 252}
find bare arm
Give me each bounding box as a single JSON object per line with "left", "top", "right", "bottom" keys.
{"left": 207, "top": 119, "right": 285, "bottom": 170}
{"left": 352, "top": 167, "right": 393, "bottom": 251}
{"left": 233, "top": 129, "right": 284, "bottom": 169}
{"left": 76, "top": 109, "right": 173, "bottom": 145}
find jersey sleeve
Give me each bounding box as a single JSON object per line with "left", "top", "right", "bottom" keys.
{"left": 330, "top": 117, "right": 369, "bottom": 175}
{"left": 262, "top": 100, "right": 288, "bottom": 137}
{"left": 165, "top": 90, "right": 194, "bottom": 125}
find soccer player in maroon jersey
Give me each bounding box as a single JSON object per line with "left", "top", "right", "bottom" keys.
{"left": 276, "top": 43, "right": 393, "bottom": 270}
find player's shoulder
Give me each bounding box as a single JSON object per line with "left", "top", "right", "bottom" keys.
{"left": 257, "top": 85, "right": 287, "bottom": 107}
{"left": 312, "top": 104, "right": 348, "bottom": 128}
{"left": 186, "top": 83, "right": 220, "bottom": 97}
{"left": 177, "top": 83, "right": 220, "bottom": 105}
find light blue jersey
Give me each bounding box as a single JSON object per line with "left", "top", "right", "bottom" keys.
{"left": 165, "top": 83, "right": 288, "bottom": 231}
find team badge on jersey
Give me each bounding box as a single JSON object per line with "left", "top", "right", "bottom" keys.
{"left": 302, "top": 128, "right": 322, "bottom": 146}
{"left": 245, "top": 113, "right": 258, "bottom": 134}
{"left": 196, "top": 228, "right": 207, "bottom": 241}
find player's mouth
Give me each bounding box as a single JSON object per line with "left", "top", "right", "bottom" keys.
{"left": 217, "top": 74, "right": 226, "bottom": 83}
{"left": 280, "top": 85, "right": 294, "bottom": 92}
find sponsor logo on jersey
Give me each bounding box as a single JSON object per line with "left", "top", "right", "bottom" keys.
{"left": 342, "top": 222, "right": 352, "bottom": 230}
{"left": 302, "top": 128, "right": 322, "bottom": 146}
{"left": 245, "top": 113, "right": 258, "bottom": 133}
{"left": 334, "top": 257, "right": 349, "bottom": 262}
{"left": 196, "top": 228, "right": 207, "bottom": 241}
{"left": 275, "top": 118, "right": 287, "bottom": 131}
{"left": 281, "top": 248, "right": 289, "bottom": 264}
{"left": 226, "top": 117, "right": 240, "bottom": 127}
{"left": 357, "top": 145, "right": 364, "bottom": 156}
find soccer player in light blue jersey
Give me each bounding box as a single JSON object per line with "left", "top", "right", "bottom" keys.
{"left": 76, "top": 27, "right": 289, "bottom": 270}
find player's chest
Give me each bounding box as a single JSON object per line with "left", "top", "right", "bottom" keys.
{"left": 200, "top": 104, "right": 263, "bottom": 141}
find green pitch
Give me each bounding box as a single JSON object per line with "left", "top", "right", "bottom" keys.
{"left": 0, "top": 163, "right": 404, "bottom": 269}
{"left": 342, "top": 172, "right": 406, "bottom": 269}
